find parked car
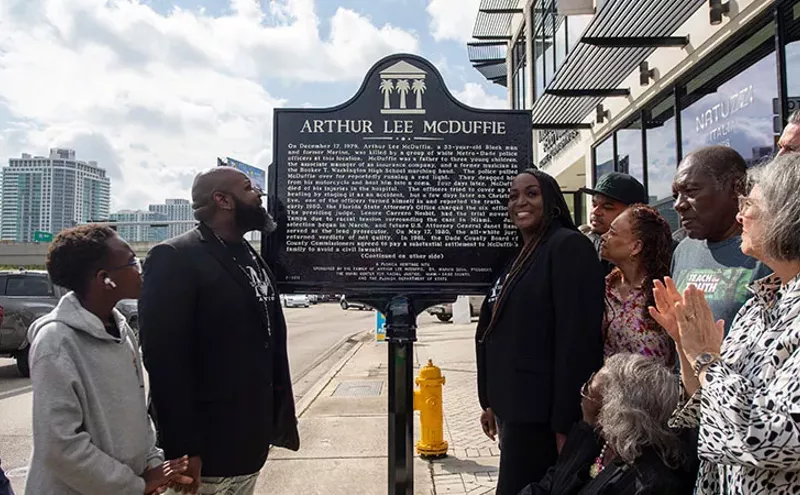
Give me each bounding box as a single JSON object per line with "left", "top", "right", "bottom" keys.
{"left": 0, "top": 269, "right": 138, "bottom": 377}
{"left": 426, "top": 296, "right": 485, "bottom": 322}
{"left": 282, "top": 294, "right": 311, "bottom": 308}
{"left": 339, "top": 295, "right": 370, "bottom": 311}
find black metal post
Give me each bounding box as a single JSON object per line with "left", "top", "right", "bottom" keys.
{"left": 775, "top": 3, "right": 789, "bottom": 132}
{"left": 385, "top": 296, "right": 416, "bottom": 495}
{"left": 674, "top": 85, "right": 684, "bottom": 163}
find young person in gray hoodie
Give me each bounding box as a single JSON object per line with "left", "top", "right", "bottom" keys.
{"left": 25, "top": 225, "right": 193, "bottom": 495}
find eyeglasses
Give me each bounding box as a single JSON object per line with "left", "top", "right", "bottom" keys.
{"left": 581, "top": 372, "right": 598, "bottom": 402}
{"left": 737, "top": 195, "right": 760, "bottom": 215}
{"left": 107, "top": 257, "right": 142, "bottom": 274}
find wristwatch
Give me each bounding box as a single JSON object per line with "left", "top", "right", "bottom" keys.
{"left": 693, "top": 352, "right": 721, "bottom": 378}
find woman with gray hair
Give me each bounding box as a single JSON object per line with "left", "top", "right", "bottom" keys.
{"left": 651, "top": 153, "right": 800, "bottom": 494}
{"left": 519, "top": 353, "right": 692, "bottom": 494}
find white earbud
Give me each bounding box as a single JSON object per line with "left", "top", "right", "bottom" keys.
{"left": 104, "top": 277, "right": 117, "bottom": 289}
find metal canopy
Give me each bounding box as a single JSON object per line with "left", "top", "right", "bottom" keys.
{"left": 546, "top": 88, "right": 630, "bottom": 97}
{"left": 531, "top": 0, "right": 705, "bottom": 127}
{"left": 582, "top": 36, "right": 690, "bottom": 47}
{"left": 468, "top": 41, "right": 509, "bottom": 86}
{"left": 472, "top": 0, "right": 522, "bottom": 40}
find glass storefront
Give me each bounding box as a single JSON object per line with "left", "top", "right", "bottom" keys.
{"left": 530, "top": 0, "right": 593, "bottom": 104}
{"left": 588, "top": 2, "right": 800, "bottom": 233}
{"left": 616, "top": 118, "right": 644, "bottom": 185}
{"left": 562, "top": 192, "right": 585, "bottom": 226}
{"left": 645, "top": 95, "right": 678, "bottom": 209}
{"left": 512, "top": 33, "right": 527, "bottom": 110}
{"left": 594, "top": 136, "right": 614, "bottom": 182}
{"left": 783, "top": 1, "right": 800, "bottom": 118}
{"left": 680, "top": 19, "right": 778, "bottom": 166}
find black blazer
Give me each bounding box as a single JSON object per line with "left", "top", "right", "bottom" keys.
{"left": 476, "top": 224, "right": 605, "bottom": 432}
{"left": 520, "top": 422, "right": 691, "bottom": 495}
{"left": 139, "top": 224, "right": 299, "bottom": 477}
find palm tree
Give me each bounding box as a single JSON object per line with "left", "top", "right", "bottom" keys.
{"left": 412, "top": 79, "right": 426, "bottom": 109}
{"left": 380, "top": 79, "right": 394, "bottom": 109}
{"left": 396, "top": 79, "right": 411, "bottom": 109}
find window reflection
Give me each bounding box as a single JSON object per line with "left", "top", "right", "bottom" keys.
{"left": 783, "top": 1, "right": 800, "bottom": 120}
{"left": 594, "top": 137, "right": 614, "bottom": 182}
{"left": 512, "top": 32, "right": 528, "bottom": 109}
{"left": 644, "top": 96, "right": 679, "bottom": 229}
{"left": 535, "top": 26, "right": 545, "bottom": 99}
{"left": 616, "top": 119, "right": 644, "bottom": 185}
{"left": 562, "top": 192, "right": 583, "bottom": 226}
{"left": 680, "top": 20, "right": 778, "bottom": 166}
{"left": 543, "top": 0, "right": 556, "bottom": 85}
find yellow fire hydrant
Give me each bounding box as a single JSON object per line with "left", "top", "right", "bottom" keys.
{"left": 413, "top": 359, "right": 448, "bottom": 459}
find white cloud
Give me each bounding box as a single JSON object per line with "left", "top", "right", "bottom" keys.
{"left": 427, "top": 0, "right": 481, "bottom": 43}
{"left": 0, "top": 0, "right": 420, "bottom": 210}
{"left": 453, "top": 83, "right": 509, "bottom": 109}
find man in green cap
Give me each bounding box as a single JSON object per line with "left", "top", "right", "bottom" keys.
{"left": 579, "top": 172, "right": 648, "bottom": 274}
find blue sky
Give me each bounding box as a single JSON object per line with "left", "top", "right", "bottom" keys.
{"left": 0, "top": 0, "right": 507, "bottom": 210}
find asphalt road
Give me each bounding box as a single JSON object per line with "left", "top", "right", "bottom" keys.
{"left": 0, "top": 302, "right": 376, "bottom": 492}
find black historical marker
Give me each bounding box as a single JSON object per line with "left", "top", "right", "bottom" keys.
{"left": 268, "top": 54, "right": 532, "bottom": 295}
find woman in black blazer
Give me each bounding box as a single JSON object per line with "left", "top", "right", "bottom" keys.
{"left": 476, "top": 168, "right": 605, "bottom": 495}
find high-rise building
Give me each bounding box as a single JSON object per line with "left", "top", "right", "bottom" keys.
{"left": 1, "top": 149, "right": 111, "bottom": 242}
{"left": 148, "top": 199, "right": 194, "bottom": 239}
{"left": 109, "top": 210, "right": 169, "bottom": 243}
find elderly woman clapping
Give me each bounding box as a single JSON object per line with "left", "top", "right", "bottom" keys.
{"left": 650, "top": 154, "right": 800, "bottom": 494}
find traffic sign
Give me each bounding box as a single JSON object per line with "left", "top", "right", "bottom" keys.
{"left": 33, "top": 231, "right": 53, "bottom": 243}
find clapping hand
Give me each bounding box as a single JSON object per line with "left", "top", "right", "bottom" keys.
{"left": 143, "top": 456, "right": 193, "bottom": 494}
{"left": 674, "top": 285, "right": 724, "bottom": 368}
{"left": 648, "top": 277, "right": 683, "bottom": 344}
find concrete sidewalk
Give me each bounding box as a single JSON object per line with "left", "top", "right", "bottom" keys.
{"left": 255, "top": 314, "right": 499, "bottom": 495}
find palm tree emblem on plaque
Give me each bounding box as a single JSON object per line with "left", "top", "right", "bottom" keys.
{"left": 379, "top": 60, "right": 427, "bottom": 115}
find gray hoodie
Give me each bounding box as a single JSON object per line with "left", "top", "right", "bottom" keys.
{"left": 25, "top": 293, "right": 163, "bottom": 495}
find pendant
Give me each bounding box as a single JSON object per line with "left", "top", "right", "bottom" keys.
{"left": 589, "top": 460, "right": 602, "bottom": 478}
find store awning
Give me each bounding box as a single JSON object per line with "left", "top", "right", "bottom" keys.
{"left": 468, "top": 41, "right": 509, "bottom": 86}
{"left": 531, "top": 0, "right": 705, "bottom": 128}
{"left": 472, "top": 0, "right": 523, "bottom": 41}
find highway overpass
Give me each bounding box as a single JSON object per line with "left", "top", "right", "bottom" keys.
{"left": 0, "top": 241, "right": 263, "bottom": 267}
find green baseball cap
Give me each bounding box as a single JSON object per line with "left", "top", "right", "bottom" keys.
{"left": 579, "top": 172, "right": 647, "bottom": 205}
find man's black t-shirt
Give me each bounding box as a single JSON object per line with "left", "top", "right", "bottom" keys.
{"left": 224, "top": 240, "right": 278, "bottom": 342}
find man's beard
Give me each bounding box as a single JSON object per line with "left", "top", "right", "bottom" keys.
{"left": 232, "top": 196, "right": 276, "bottom": 233}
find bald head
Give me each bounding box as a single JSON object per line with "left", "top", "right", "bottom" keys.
{"left": 192, "top": 167, "right": 248, "bottom": 221}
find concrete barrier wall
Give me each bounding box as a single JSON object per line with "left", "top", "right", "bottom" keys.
{"left": 0, "top": 242, "right": 263, "bottom": 267}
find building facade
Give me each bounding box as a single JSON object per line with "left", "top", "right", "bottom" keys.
{"left": 469, "top": 0, "right": 796, "bottom": 229}
{"left": 1, "top": 148, "right": 111, "bottom": 242}
{"left": 148, "top": 199, "right": 194, "bottom": 239}
{"left": 109, "top": 210, "right": 169, "bottom": 243}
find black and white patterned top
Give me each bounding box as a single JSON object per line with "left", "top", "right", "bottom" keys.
{"left": 670, "top": 273, "right": 800, "bottom": 494}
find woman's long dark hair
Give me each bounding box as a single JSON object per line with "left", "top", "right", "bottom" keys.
{"left": 608, "top": 204, "right": 673, "bottom": 316}
{"left": 480, "top": 169, "right": 576, "bottom": 340}
{"left": 522, "top": 168, "right": 577, "bottom": 233}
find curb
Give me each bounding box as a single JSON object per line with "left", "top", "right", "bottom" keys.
{"left": 294, "top": 330, "right": 370, "bottom": 417}
{"left": 292, "top": 328, "right": 366, "bottom": 385}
